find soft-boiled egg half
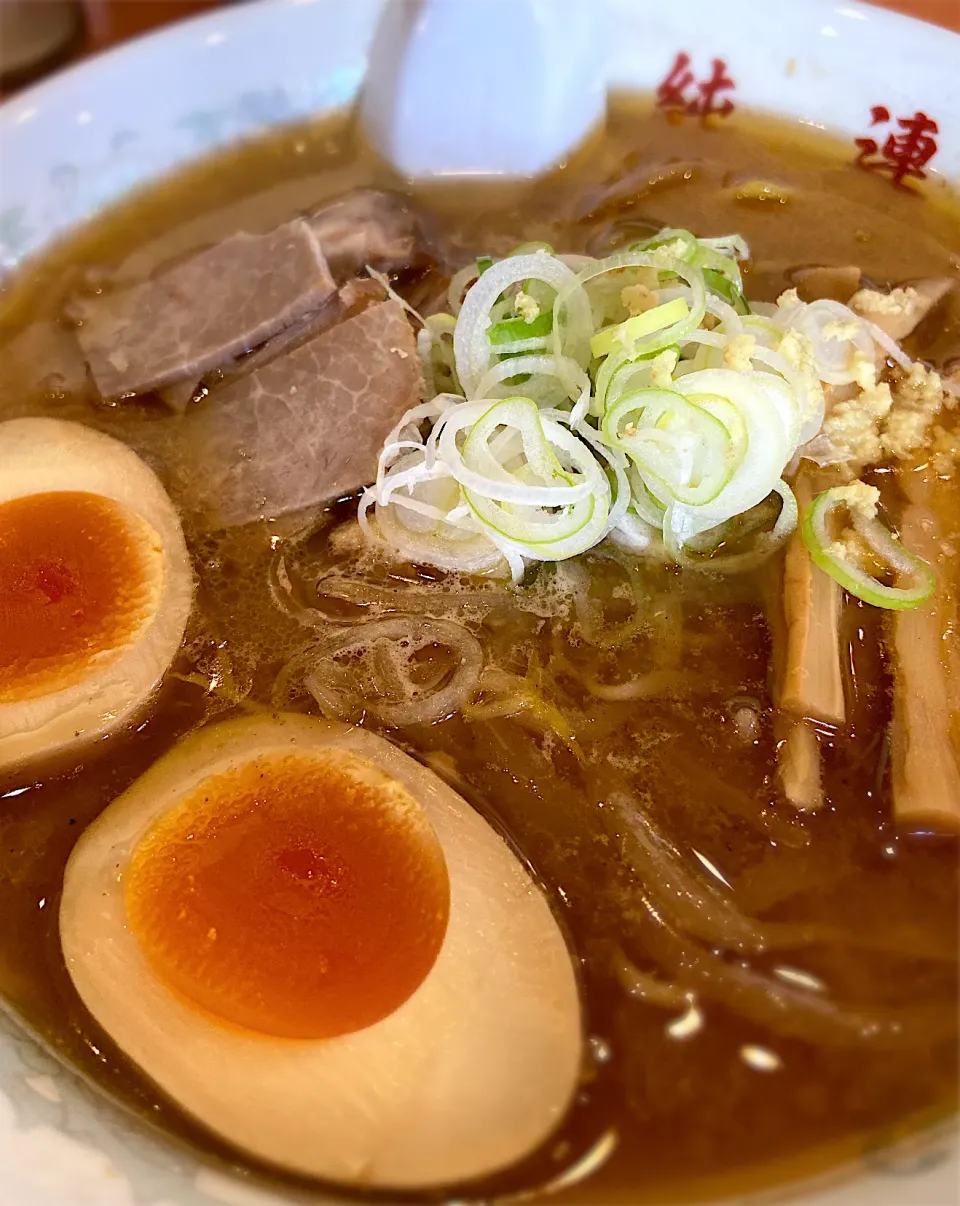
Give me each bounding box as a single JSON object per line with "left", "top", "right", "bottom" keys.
{"left": 0, "top": 418, "right": 192, "bottom": 773}
{"left": 60, "top": 713, "right": 583, "bottom": 1188}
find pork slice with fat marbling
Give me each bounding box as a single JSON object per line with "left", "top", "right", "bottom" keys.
{"left": 0, "top": 320, "right": 90, "bottom": 410}
{"left": 176, "top": 299, "right": 423, "bottom": 529}
{"left": 253, "top": 276, "right": 386, "bottom": 359}
{"left": 76, "top": 220, "right": 337, "bottom": 400}
{"left": 156, "top": 279, "right": 388, "bottom": 412}
{"left": 307, "top": 190, "right": 425, "bottom": 280}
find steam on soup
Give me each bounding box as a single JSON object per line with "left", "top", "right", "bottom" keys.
{"left": 0, "top": 97, "right": 957, "bottom": 1204}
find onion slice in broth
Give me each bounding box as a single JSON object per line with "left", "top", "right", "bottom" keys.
{"left": 274, "top": 619, "right": 483, "bottom": 727}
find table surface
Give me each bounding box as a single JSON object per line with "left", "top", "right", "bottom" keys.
{"left": 874, "top": 0, "right": 960, "bottom": 26}
{"left": 75, "top": 0, "right": 960, "bottom": 55}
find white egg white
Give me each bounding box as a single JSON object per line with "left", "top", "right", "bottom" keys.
{"left": 60, "top": 712, "right": 583, "bottom": 1188}
{"left": 0, "top": 418, "right": 193, "bottom": 773}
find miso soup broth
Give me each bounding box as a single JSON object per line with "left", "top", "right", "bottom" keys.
{"left": 0, "top": 96, "right": 958, "bottom": 1204}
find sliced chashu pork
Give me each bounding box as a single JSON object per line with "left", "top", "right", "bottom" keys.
{"left": 0, "top": 320, "right": 90, "bottom": 410}
{"left": 217, "top": 277, "right": 385, "bottom": 387}
{"left": 156, "top": 278, "right": 386, "bottom": 413}
{"left": 177, "top": 299, "right": 422, "bottom": 529}
{"left": 308, "top": 190, "right": 425, "bottom": 281}
{"left": 76, "top": 220, "right": 336, "bottom": 400}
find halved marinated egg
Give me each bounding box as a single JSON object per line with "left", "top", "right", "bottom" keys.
{"left": 0, "top": 418, "right": 193, "bottom": 773}
{"left": 60, "top": 713, "right": 582, "bottom": 1188}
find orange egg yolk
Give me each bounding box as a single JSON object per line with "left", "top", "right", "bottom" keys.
{"left": 125, "top": 751, "right": 450, "bottom": 1040}
{"left": 0, "top": 490, "right": 161, "bottom": 704}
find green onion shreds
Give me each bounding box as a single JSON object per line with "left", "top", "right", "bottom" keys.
{"left": 363, "top": 222, "right": 938, "bottom": 587}
{"left": 490, "top": 313, "right": 553, "bottom": 345}
{"left": 590, "top": 297, "right": 690, "bottom": 358}
{"left": 703, "top": 268, "right": 751, "bottom": 316}
{"left": 802, "top": 483, "right": 936, "bottom": 610}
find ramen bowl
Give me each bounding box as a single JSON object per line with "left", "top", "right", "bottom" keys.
{"left": 0, "top": 2, "right": 957, "bottom": 1204}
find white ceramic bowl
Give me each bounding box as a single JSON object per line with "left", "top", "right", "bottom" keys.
{"left": 0, "top": 1, "right": 957, "bottom": 1203}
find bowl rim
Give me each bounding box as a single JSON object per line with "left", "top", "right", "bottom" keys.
{"left": 0, "top": 3, "right": 958, "bottom": 1206}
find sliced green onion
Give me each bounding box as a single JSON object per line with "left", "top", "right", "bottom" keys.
{"left": 593, "top": 346, "right": 679, "bottom": 416}
{"left": 667, "top": 479, "right": 797, "bottom": 574}
{"left": 425, "top": 312, "right": 457, "bottom": 337}
{"left": 700, "top": 233, "right": 750, "bottom": 262}
{"left": 454, "top": 253, "right": 587, "bottom": 394}
{"left": 590, "top": 297, "right": 690, "bottom": 359}
{"left": 628, "top": 228, "right": 699, "bottom": 263}
{"left": 521, "top": 277, "right": 559, "bottom": 314}
{"left": 447, "top": 396, "right": 610, "bottom": 559}
{"left": 509, "top": 241, "right": 554, "bottom": 257}
{"left": 473, "top": 354, "right": 588, "bottom": 410}
{"left": 368, "top": 227, "right": 887, "bottom": 582}
{"left": 552, "top": 249, "right": 706, "bottom": 373}
{"left": 671, "top": 369, "right": 789, "bottom": 534}
{"left": 741, "top": 313, "right": 782, "bottom": 347}
{"left": 626, "top": 464, "right": 667, "bottom": 528}
{"left": 445, "top": 397, "right": 580, "bottom": 502}
{"left": 629, "top": 229, "right": 745, "bottom": 293}
{"left": 601, "top": 387, "right": 734, "bottom": 508}
{"left": 703, "top": 268, "right": 751, "bottom": 316}
{"left": 802, "top": 487, "right": 936, "bottom": 610}
{"left": 698, "top": 247, "right": 743, "bottom": 291}
{"left": 489, "top": 313, "right": 553, "bottom": 345}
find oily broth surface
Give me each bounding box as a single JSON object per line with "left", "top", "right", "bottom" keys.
{"left": 0, "top": 102, "right": 958, "bottom": 1204}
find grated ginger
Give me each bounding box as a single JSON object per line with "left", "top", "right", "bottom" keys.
{"left": 779, "top": 329, "right": 812, "bottom": 371}
{"left": 821, "top": 401, "right": 884, "bottom": 465}
{"left": 852, "top": 351, "right": 878, "bottom": 392}
{"left": 850, "top": 286, "right": 918, "bottom": 318}
{"left": 820, "top": 359, "right": 892, "bottom": 464}
{"left": 777, "top": 329, "right": 827, "bottom": 431}
{"left": 931, "top": 424, "right": 960, "bottom": 475}
{"left": 651, "top": 240, "right": 687, "bottom": 268}
{"left": 833, "top": 479, "right": 880, "bottom": 521}
{"left": 880, "top": 362, "right": 945, "bottom": 460}
{"left": 649, "top": 348, "right": 680, "bottom": 388}
{"left": 514, "top": 290, "right": 540, "bottom": 323}
{"left": 723, "top": 333, "right": 757, "bottom": 373}
{"left": 776, "top": 287, "right": 801, "bottom": 309}
{"left": 817, "top": 359, "right": 947, "bottom": 467}
{"left": 621, "top": 283, "right": 658, "bottom": 316}
{"left": 823, "top": 318, "right": 862, "bottom": 342}
{"left": 826, "top": 535, "right": 859, "bottom": 565}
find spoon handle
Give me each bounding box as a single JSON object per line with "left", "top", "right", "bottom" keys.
{"left": 360, "top": 0, "right": 607, "bottom": 179}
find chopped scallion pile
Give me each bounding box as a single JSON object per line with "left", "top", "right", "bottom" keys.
{"left": 361, "top": 226, "right": 933, "bottom": 596}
